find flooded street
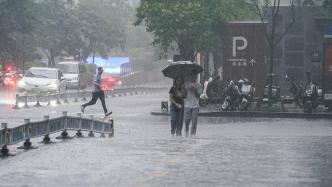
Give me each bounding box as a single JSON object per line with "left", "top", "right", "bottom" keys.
{"left": 0, "top": 93, "right": 331, "bottom": 186}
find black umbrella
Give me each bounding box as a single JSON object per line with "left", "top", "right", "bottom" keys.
{"left": 162, "top": 61, "right": 203, "bottom": 79}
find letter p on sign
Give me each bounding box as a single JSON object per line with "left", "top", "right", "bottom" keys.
{"left": 233, "top": 36, "right": 247, "bottom": 57}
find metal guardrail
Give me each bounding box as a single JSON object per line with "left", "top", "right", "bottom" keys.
{"left": 13, "top": 85, "right": 167, "bottom": 109}
{"left": 0, "top": 129, "right": 3, "bottom": 147}
{"left": 0, "top": 111, "right": 114, "bottom": 156}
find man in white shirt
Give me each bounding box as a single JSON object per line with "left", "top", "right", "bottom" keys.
{"left": 184, "top": 74, "right": 202, "bottom": 137}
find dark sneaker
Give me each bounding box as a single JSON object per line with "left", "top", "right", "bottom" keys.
{"left": 105, "top": 111, "right": 112, "bottom": 117}
{"left": 80, "top": 105, "right": 85, "bottom": 113}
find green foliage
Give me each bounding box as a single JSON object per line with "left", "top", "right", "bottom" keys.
{"left": 0, "top": 0, "right": 128, "bottom": 67}
{"left": 135, "top": 0, "right": 254, "bottom": 61}
{"left": 32, "top": 0, "right": 127, "bottom": 66}
{"left": 0, "top": 0, "right": 36, "bottom": 59}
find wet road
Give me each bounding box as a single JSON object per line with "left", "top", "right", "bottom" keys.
{"left": 0, "top": 91, "right": 332, "bottom": 186}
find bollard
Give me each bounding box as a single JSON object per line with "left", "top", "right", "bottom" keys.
{"left": 75, "top": 113, "right": 84, "bottom": 137}
{"left": 56, "top": 112, "right": 70, "bottom": 139}
{"left": 77, "top": 113, "right": 82, "bottom": 128}
{"left": 21, "top": 138, "right": 32, "bottom": 149}
{"left": 24, "top": 95, "right": 29, "bottom": 108}
{"left": 60, "top": 129, "right": 69, "bottom": 138}
{"left": 0, "top": 145, "right": 9, "bottom": 156}
{"left": 18, "top": 119, "right": 34, "bottom": 149}
{"left": 73, "top": 90, "right": 79, "bottom": 102}
{"left": 88, "top": 115, "right": 94, "bottom": 137}
{"left": 1, "top": 123, "right": 11, "bottom": 156}
{"left": 56, "top": 94, "right": 61, "bottom": 105}
{"left": 63, "top": 93, "right": 69, "bottom": 104}
{"left": 109, "top": 117, "right": 114, "bottom": 138}
{"left": 88, "top": 131, "right": 94, "bottom": 137}
{"left": 35, "top": 95, "right": 41, "bottom": 107}
{"left": 76, "top": 129, "right": 83, "bottom": 138}
{"left": 62, "top": 111, "right": 68, "bottom": 129}
{"left": 47, "top": 95, "right": 52, "bottom": 106}
{"left": 42, "top": 115, "right": 51, "bottom": 144}
{"left": 12, "top": 94, "right": 19, "bottom": 109}
{"left": 82, "top": 92, "right": 87, "bottom": 101}
{"left": 24, "top": 118, "right": 30, "bottom": 139}
{"left": 43, "top": 134, "right": 51, "bottom": 144}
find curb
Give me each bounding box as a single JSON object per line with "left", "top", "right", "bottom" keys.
{"left": 150, "top": 111, "right": 332, "bottom": 119}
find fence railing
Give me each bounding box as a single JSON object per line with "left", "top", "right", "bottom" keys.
{"left": 0, "top": 111, "right": 114, "bottom": 156}
{"left": 13, "top": 85, "right": 167, "bottom": 109}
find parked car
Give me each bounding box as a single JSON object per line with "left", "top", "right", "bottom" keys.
{"left": 57, "top": 61, "right": 88, "bottom": 89}
{"left": 17, "top": 67, "right": 67, "bottom": 94}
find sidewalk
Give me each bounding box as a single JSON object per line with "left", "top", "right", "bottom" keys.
{"left": 151, "top": 103, "right": 332, "bottom": 119}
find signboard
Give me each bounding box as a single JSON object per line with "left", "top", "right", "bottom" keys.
{"left": 86, "top": 57, "right": 129, "bottom": 75}
{"left": 324, "top": 25, "right": 332, "bottom": 38}
{"left": 223, "top": 21, "right": 267, "bottom": 96}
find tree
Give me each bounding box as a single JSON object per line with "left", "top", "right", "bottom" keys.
{"left": 0, "top": 0, "right": 36, "bottom": 60}
{"left": 29, "top": 0, "right": 127, "bottom": 66}
{"left": 250, "top": 0, "right": 296, "bottom": 105}
{"left": 31, "top": 0, "right": 72, "bottom": 67}
{"left": 72, "top": 0, "right": 127, "bottom": 62}
{"left": 135, "top": 0, "right": 254, "bottom": 62}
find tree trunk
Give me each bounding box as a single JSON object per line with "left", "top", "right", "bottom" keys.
{"left": 42, "top": 49, "right": 52, "bottom": 67}
{"left": 49, "top": 48, "right": 56, "bottom": 67}
{"left": 178, "top": 42, "right": 195, "bottom": 62}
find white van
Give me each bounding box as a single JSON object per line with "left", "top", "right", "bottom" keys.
{"left": 57, "top": 61, "right": 88, "bottom": 89}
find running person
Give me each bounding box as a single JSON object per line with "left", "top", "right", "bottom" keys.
{"left": 80, "top": 67, "right": 112, "bottom": 117}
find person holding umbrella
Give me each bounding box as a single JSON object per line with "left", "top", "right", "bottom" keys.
{"left": 184, "top": 74, "right": 202, "bottom": 137}
{"left": 169, "top": 77, "right": 186, "bottom": 136}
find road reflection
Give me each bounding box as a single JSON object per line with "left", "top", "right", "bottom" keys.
{"left": 0, "top": 90, "right": 16, "bottom": 105}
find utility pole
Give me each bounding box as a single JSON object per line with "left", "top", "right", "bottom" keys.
{"left": 92, "top": 43, "right": 96, "bottom": 64}
{"left": 22, "top": 35, "right": 25, "bottom": 74}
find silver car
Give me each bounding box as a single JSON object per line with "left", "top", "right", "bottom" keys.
{"left": 17, "top": 67, "right": 67, "bottom": 94}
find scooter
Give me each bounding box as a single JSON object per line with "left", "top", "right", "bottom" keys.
{"left": 199, "top": 77, "right": 227, "bottom": 107}
{"left": 221, "top": 81, "right": 240, "bottom": 111}
{"left": 288, "top": 77, "right": 304, "bottom": 108}
{"left": 303, "top": 81, "right": 318, "bottom": 113}
{"left": 262, "top": 84, "right": 280, "bottom": 103}
{"left": 199, "top": 78, "right": 212, "bottom": 107}
{"left": 238, "top": 79, "right": 255, "bottom": 111}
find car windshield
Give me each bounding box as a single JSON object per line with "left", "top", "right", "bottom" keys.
{"left": 57, "top": 63, "right": 78, "bottom": 74}
{"left": 25, "top": 69, "right": 57, "bottom": 79}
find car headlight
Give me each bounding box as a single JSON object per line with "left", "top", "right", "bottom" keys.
{"left": 47, "top": 83, "right": 58, "bottom": 88}
{"left": 18, "top": 80, "right": 26, "bottom": 87}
